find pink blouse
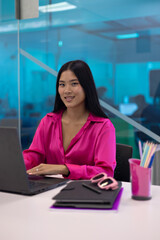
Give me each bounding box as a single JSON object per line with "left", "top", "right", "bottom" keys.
{"left": 23, "top": 111, "right": 116, "bottom": 180}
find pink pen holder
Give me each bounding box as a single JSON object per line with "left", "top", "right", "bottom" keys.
{"left": 128, "top": 158, "right": 152, "bottom": 200}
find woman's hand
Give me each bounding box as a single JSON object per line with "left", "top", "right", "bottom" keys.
{"left": 27, "top": 164, "right": 69, "bottom": 176}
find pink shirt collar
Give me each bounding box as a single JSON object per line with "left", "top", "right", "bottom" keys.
{"left": 46, "top": 111, "right": 105, "bottom": 123}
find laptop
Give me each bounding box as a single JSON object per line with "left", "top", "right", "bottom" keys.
{"left": 0, "top": 127, "right": 68, "bottom": 195}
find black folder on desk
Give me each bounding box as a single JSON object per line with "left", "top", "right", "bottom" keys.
{"left": 53, "top": 180, "right": 122, "bottom": 209}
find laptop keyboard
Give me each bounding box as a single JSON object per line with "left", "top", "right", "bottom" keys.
{"left": 28, "top": 176, "right": 67, "bottom": 188}
{"left": 29, "top": 180, "right": 49, "bottom": 189}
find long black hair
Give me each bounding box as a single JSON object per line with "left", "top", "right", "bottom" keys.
{"left": 53, "top": 60, "right": 108, "bottom": 118}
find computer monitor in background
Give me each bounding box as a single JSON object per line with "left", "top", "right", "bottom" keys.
{"left": 119, "top": 103, "right": 138, "bottom": 116}
{"left": 149, "top": 69, "right": 160, "bottom": 98}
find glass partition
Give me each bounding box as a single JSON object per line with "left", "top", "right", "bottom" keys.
{"left": 18, "top": 0, "right": 160, "bottom": 152}
{"left": 0, "top": 0, "right": 19, "bottom": 128}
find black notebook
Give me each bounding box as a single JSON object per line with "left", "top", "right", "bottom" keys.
{"left": 53, "top": 180, "right": 122, "bottom": 209}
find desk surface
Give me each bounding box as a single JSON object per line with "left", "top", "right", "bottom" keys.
{"left": 0, "top": 182, "right": 160, "bottom": 240}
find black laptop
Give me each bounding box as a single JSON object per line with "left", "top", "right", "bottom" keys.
{"left": 0, "top": 127, "right": 68, "bottom": 195}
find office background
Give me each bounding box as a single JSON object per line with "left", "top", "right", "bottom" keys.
{"left": 0, "top": 0, "right": 160, "bottom": 183}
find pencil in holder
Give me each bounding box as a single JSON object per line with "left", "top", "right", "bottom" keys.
{"left": 129, "top": 158, "right": 152, "bottom": 200}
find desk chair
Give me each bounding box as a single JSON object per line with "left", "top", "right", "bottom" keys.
{"left": 114, "top": 143, "right": 133, "bottom": 182}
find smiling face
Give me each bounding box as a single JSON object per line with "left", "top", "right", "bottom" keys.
{"left": 58, "top": 70, "right": 86, "bottom": 110}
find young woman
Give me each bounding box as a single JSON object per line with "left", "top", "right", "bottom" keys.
{"left": 24, "top": 60, "right": 116, "bottom": 179}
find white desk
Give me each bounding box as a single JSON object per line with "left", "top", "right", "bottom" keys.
{"left": 0, "top": 182, "right": 160, "bottom": 240}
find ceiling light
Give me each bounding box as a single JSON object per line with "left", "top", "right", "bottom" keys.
{"left": 39, "top": 2, "right": 77, "bottom": 13}
{"left": 116, "top": 33, "right": 139, "bottom": 39}
{"left": 58, "top": 41, "right": 63, "bottom": 47}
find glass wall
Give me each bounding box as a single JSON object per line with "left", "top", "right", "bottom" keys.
{"left": 0, "top": 0, "right": 160, "bottom": 181}
{"left": 0, "top": 1, "right": 19, "bottom": 128}
{"left": 18, "top": 0, "right": 160, "bottom": 150}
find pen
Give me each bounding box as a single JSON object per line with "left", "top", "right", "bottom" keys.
{"left": 82, "top": 183, "right": 101, "bottom": 194}
{"left": 138, "top": 140, "right": 142, "bottom": 160}
{"left": 148, "top": 154, "right": 155, "bottom": 168}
